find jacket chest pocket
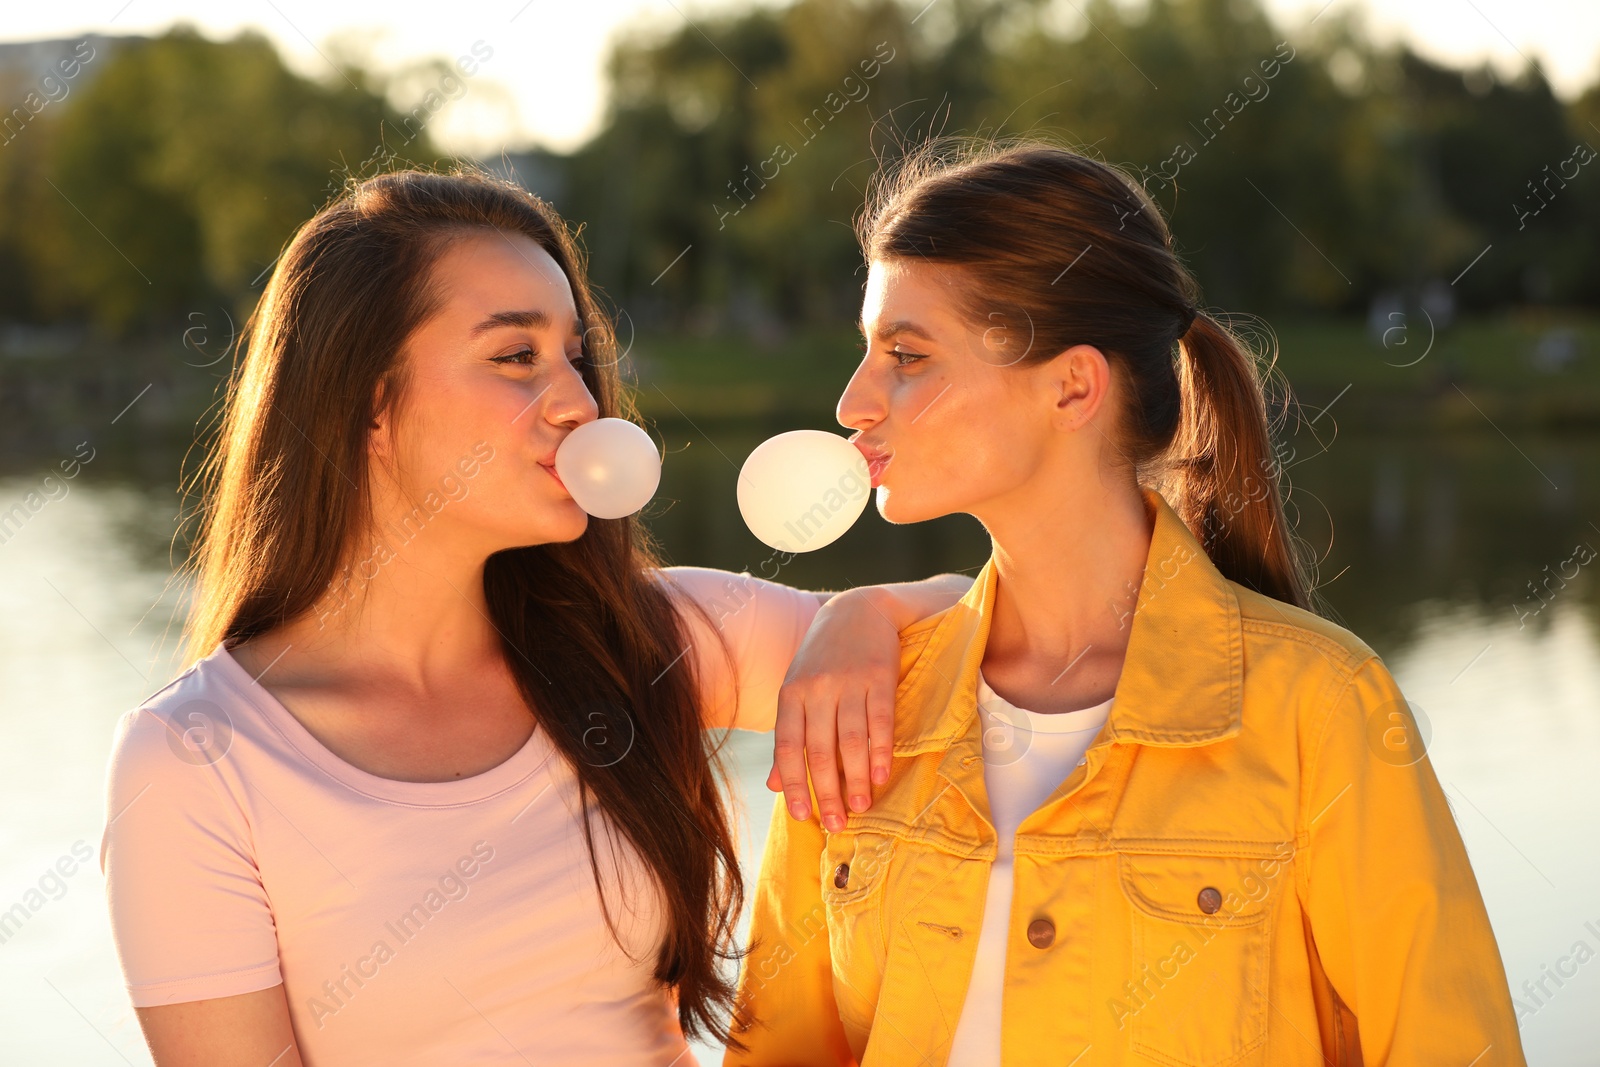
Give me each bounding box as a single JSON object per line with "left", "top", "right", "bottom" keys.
{"left": 819, "top": 830, "right": 896, "bottom": 1035}
{"left": 1116, "top": 851, "right": 1278, "bottom": 1067}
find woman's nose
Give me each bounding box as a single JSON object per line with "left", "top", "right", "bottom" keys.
{"left": 549, "top": 363, "right": 599, "bottom": 428}
{"left": 836, "top": 363, "right": 885, "bottom": 433}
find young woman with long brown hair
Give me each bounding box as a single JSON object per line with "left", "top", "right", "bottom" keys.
{"left": 99, "top": 167, "right": 967, "bottom": 1066}
{"left": 731, "top": 141, "right": 1525, "bottom": 1065}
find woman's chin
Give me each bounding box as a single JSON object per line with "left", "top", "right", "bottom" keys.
{"left": 497, "top": 508, "right": 589, "bottom": 551}
{"left": 874, "top": 488, "right": 920, "bottom": 526}
{"left": 875, "top": 485, "right": 957, "bottom": 527}
{"left": 551, "top": 506, "right": 590, "bottom": 538}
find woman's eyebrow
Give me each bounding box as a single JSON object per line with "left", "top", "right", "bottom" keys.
{"left": 469, "top": 309, "right": 554, "bottom": 336}
{"left": 861, "top": 319, "right": 937, "bottom": 343}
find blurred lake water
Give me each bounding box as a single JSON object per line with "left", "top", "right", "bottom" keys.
{"left": 2, "top": 420, "right": 1597, "bottom": 1065}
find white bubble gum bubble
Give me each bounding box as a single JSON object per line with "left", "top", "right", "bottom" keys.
{"left": 737, "top": 430, "right": 871, "bottom": 553}
{"left": 554, "top": 417, "right": 662, "bottom": 519}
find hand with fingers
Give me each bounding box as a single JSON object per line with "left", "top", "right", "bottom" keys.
{"left": 768, "top": 575, "right": 971, "bottom": 830}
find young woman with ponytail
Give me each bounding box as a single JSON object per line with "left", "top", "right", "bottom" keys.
{"left": 732, "top": 142, "right": 1526, "bottom": 1066}
{"left": 99, "top": 167, "right": 969, "bottom": 1066}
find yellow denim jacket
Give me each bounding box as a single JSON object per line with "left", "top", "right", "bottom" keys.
{"left": 727, "top": 487, "right": 1525, "bottom": 1067}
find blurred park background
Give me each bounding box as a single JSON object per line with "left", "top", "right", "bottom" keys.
{"left": 2, "top": 0, "right": 1599, "bottom": 1062}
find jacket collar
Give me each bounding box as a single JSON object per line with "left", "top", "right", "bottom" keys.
{"left": 894, "top": 486, "right": 1244, "bottom": 757}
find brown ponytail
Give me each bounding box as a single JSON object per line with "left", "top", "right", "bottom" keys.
{"left": 860, "top": 138, "right": 1316, "bottom": 612}
{"left": 1171, "top": 310, "right": 1311, "bottom": 609}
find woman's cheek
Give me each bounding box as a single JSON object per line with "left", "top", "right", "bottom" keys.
{"left": 902, "top": 372, "right": 963, "bottom": 429}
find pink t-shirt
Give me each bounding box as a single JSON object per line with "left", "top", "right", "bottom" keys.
{"left": 100, "top": 568, "right": 820, "bottom": 1066}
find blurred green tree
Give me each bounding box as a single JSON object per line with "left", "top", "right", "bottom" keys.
{"left": 2, "top": 3, "right": 1598, "bottom": 337}
{"left": 566, "top": 0, "right": 1012, "bottom": 331}
{"left": 13, "top": 25, "right": 437, "bottom": 334}
{"left": 558, "top": 0, "right": 1600, "bottom": 325}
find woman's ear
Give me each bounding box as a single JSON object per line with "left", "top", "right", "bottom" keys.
{"left": 368, "top": 378, "right": 393, "bottom": 463}
{"left": 1051, "top": 344, "right": 1110, "bottom": 430}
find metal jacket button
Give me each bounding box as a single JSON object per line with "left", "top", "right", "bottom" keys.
{"left": 833, "top": 862, "right": 850, "bottom": 889}
{"left": 1026, "top": 918, "right": 1055, "bottom": 949}
{"left": 1197, "top": 886, "right": 1223, "bottom": 914}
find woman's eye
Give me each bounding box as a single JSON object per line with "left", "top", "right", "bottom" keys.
{"left": 892, "top": 349, "right": 927, "bottom": 367}
{"left": 492, "top": 347, "right": 537, "bottom": 365}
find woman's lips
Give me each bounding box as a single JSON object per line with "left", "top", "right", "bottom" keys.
{"left": 539, "top": 462, "right": 568, "bottom": 492}
{"left": 853, "top": 442, "right": 893, "bottom": 488}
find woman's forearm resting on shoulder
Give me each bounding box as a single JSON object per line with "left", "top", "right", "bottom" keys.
{"left": 771, "top": 572, "right": 973, "bottom": 831}
{"left": 813, "top": 572, "right": 974, "bottom": 628}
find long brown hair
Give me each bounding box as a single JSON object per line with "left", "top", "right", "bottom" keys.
{"left": 182, "top": 166, "right": 747, "bottom": 1044}
{"left": 860, "top": 140, "right": 1317, "bottom": 611}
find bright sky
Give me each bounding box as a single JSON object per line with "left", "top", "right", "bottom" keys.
{"left": 6, "top": 0, "right": 1599, "bottom": 154}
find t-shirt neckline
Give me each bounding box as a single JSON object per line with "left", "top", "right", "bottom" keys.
{"left": 976, "top": 670, "right": 1113, "bottom": 735}
{"left": 209, "top": 642, "right": 557, "bottom": 806}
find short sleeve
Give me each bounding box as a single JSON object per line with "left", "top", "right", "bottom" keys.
{"left": 100, "top": 706, "right": 283, "bottom": 1006}
{"left": 654, "top": 567, "right": 825, "bottom": 732}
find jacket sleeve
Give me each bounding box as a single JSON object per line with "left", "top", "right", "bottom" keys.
{"left": 1298, "top": 654, "right": 1526, "bottom": 1065}
{"left": 724, "top": 794, "right": 856, "bottom": 1067}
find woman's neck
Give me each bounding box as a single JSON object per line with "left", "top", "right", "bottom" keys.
{"left": 233, "top": 519, "right": 505, "bottom": 694}
{"left": 977, "top": 482, "right": 1153, "bottom": 714}
{"left": 224, "top": 538, "right": 540, "bottom": 782}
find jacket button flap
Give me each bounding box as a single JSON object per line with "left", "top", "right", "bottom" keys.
{"left": 1118, "top": 850, "right": 1284, "bottom": 927}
